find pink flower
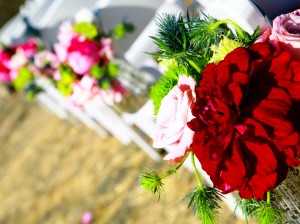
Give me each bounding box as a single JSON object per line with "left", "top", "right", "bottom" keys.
{"left": 0, "top": 50, "right": 12, "bottom": 82}
{"left": 14, "top": 38, "right": 38, "bottom": 58}
{"left": 34, "top": 50, "right": 60, "bottom": 69}
{"left": 9, "top": 50, "right": 27, "bottom": 70}
{"left": 97, "top": 81, "right": 126, "bottom": 105}
{"left": 153, "top": 74, "right": 196, "bottom": 163}
{"left": 270, "top": 9, "right": 300, "bottom": 61}
{"left": 69, "top": 76, "right": 99, "bottom": 107}
{"left": 99, "top": 38, "right": 114, "bottom": 61}
{"left": 54, "top": 43, "right": 68, "bottom": 62}
{"left": 255, "top": 26, "right": 271, "bottom": 43}
{"left": 81, "top": 211, "right": 93, "bottom": 224}
{"left": 67, "top": 37, "right": 100, "bottom": 75}
{"left": 57, "top": 21, "right": 76, "bottom": 46}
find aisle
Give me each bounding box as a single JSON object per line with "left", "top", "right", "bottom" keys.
{"left": 0, "top": 89, "right": 249, "bottom": 224}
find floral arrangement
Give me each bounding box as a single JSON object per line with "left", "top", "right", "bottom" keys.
{"left": 140, "top": 7, "right": 300, "bottom": 224}
{"left": 0, "top": 38, "right": 43, "bottom": 99}
{"left": 34, "top": 13, "right": 133, "bottom": 107}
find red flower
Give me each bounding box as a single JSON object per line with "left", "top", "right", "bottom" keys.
{"left": 188, "top": 43, "right": 300, "bottom": 200}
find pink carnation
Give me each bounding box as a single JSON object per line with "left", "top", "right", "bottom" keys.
{"left": 153, "top": 74, "right": 196, "bottom": 163}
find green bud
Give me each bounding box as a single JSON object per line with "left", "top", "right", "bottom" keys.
{"left": 139, "top": 169, "right": 164, "bottom": 200}
{"left": 100, "top": 79, "right": 111, "bottom": 90}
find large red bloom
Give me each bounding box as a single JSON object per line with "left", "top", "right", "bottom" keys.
{"left": 188, "top": 43, "right": 300, "bottom": 200}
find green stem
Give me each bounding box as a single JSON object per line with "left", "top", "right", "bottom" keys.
{"left": 159, "top": 153, "right": 189, "bottom": 179}
{"left": 211, "top": 19, "right": 244, "bottom": 38}
{"left": 191, "top": 152, "right": 203, "bottom": 187}
{"left": 267, "top": 191, "right": 271, "bottom": 204}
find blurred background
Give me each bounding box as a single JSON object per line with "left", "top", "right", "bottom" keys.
{"left": 0, "top": 0, "right": 253, "bottom": 223}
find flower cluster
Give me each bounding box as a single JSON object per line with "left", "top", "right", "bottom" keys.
{"left": 34, "top": 16, "right": 132, "bottom": 107}
{"left": 141, "top": 7, "right": 300, "bottom": 224}
{"left": 1, "top": 9, "right": 133, "bottom": 106}
{"left": 0, "top": 38, "right": 42, "bottom": 99}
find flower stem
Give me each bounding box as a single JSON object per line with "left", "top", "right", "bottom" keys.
{"left": 211, "top": 19, "right": 244, "bottom": 38}
{"left": 160, "top": 153, "right": 189, "bottom": 179}
{"left": 267, "top": 191, "right": 271, "bottom": 204}
{"left": 191, "top": 152, "right": 203, "bottom": 187}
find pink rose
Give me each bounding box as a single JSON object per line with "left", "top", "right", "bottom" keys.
{"left": 69, "top": 76, "right": 99, "bottom": 107}
{"left": 153, "top": 74, "right": 196, "bottom": 163}
{"left": 67, "top": 37, "right": 100, "bottom": 75}
{"left": 270, "top": 9, "right": 300, "bottom": 60}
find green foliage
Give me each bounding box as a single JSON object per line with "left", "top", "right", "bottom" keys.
{"left": 139, "top": 169, "right": 164, "bottom": 201}
{"left": 236, "top": 197, "right": 286, "bottom": 224}
{"left": 252, "top": 203, "right": 285, "bottom": 224}
{"left": 150, "top": 65, "right": 187, "bottom": 115}
{"left": 90, "top": 64, "right": 105, "bottom": 79}
{"left": 236, "top": 26, "right": 260, "bottom": 46}
{"left": 188, "top": 15, "right": 233, "bottom": 64}
{"left": 57, "top": 83, "right": 73, "bottom": 96}
{"left": 56, "top": 65, "right": 76, "bottom": 96}
{"left": 73, "top": 22, "right": 98, "bottom": 40}
{"left": 183, "top": 186, "right": 223, "bottom": 224}
{"left": 235, "top": 198, "right": 262, "bottom": 223}
{"left": 107, "top": 62, "right": 119, "bottom": 78}
{"left": 13, "top": 67, "right": 34, "bottom": 91}
{"left": 24, "top": 81, "right": 43, "bottom": 100}
{"left": 99, "top": 79, "right": 111, "bottom": 90}
{"left": 112, "top": 21, "right": 135, "bottom": 40}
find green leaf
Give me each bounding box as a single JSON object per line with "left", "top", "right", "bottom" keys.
{"left": 73, "top": 22, "right": 98, "bottom": 40}
{"left": 12, "top": 67, "right": 34, "bottom": 91}
{"left": 57, "top": 83, "right": 73, "bottom": 96}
